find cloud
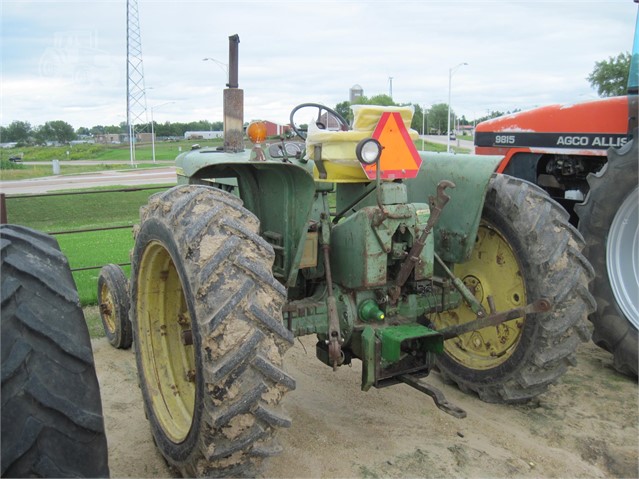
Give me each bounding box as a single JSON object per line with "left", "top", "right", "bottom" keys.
{"left": 1, "top": 0, "right": 636, "bottom": 129}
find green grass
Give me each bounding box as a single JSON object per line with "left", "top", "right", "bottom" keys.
{"left": 56, "top": 230, "right": 133, "bottom": 305}
{"left": 5, "top": 185, "right": 169, "bottom": 230}
{"left": 417, "top": 140, "right": 470, "bottom": 154}
{"left": 1, "top": 139, "right": 224, "bottom": 164}
{"left": 83, "top": 305, "right": 105, "bottom": 339}
{"left": 1, "top": 163, "right": 122, "bottom": 181}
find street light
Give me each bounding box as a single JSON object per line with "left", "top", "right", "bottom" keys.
{"left": 447, "top": 62, "right": 468, "bottom": 153}
{"left": 203, "top": 57, "right": 229, "bottom": 84}
{"left": 150, "top": 101, "right": 175, "bottom": 163}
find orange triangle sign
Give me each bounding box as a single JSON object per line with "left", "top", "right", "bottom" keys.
{"left": 363, "top": 111, "right": 423, "bottom": 180}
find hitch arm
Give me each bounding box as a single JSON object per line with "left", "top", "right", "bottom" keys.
{"left": 399, "top": 375, "right": 466, "bottom": 419}
{"left": 438, "top": 298, "right": 552, "bottom": 340}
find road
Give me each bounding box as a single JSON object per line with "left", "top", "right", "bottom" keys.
{"left": 421, "top": 134, "right": 475, "bottom": 151}
{"left": 0, "top": 166, "right": 177, "bottom": 195}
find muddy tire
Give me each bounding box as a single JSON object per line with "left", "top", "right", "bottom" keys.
{"left": 575, "top": 132, "right": 638, "bottom": 377}
{"left": 130, "top": 185, "right": 294, "bottom": 477}
{"left": 0, "top": 225, "right": 109, "bottom": 477}
{"left": 433, "top": 175, "right": 595, "bottom": 403}
{"left": 98, "top": 263, "right": 132, "bottom": 349}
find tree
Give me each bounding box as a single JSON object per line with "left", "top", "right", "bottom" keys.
{"left": 105, "top": 125, "right": 123, "bottom": 134}
{"left": 410, "top": 104, "right": 424, "bottom": 134}
{"left": 335, "top": 101, "right": 351, "bottom": 122}
{"left": 334, "top": 94, "right": 397, "bottom": 125}
{"left": 76, "top": 126, "right": 90, "bottom": 136}
{"left": 587, "top": 52, "right": 631, "bottom": 97}
{"left": 367, "top": 94, "right": 396, "bottom": 106}
{"left": 2, "top": 121, "right": 32, "bottom": 143}
{"left": 427, "top": 103, "right": 453, "bottom": 134}
{"left": 40, "top": 121, "right": 76, "bottom": 143}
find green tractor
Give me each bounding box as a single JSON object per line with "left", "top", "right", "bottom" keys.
{"left": 102, "top": 36, "right": 595, "bottom": 477}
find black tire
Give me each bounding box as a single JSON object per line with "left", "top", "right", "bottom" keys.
{"left": 0, "top": 224, "right": 109, "bottom": 477}
{"left": 130, "top": 185, "right": 295, "bottom": 477}
{"left": 575, "top": 132, "right": 639, "bottom": 377}
{"left": 98, "top": 263, "right": 132, "bottom": 349}
{"left": 434, "top": 175, "right": 595, "bottom": 403}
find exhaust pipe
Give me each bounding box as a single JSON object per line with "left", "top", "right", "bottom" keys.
{"left": 223, "top": 34, "right": 244, "bottom": 152}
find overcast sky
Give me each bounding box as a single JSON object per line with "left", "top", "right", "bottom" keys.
{"left": 1, "top": 0, "right": 636, "bottom": 130}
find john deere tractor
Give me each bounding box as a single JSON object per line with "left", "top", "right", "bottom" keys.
{"left": 108, "top": 36, "right": 595, "bottom": 477}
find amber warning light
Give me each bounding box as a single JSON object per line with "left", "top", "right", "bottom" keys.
{"left": 361, "top": 112, "right": 422, "bottom": 180}
{"left": 247, "top": 121, "right": 267, "bottom": 144}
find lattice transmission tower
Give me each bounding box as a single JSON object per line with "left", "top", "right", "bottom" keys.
{"left": 127, "top": 0, "right": 148, "bottom": 164}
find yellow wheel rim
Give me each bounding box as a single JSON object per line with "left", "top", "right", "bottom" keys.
{"left": 136, "top": 240, "right": 196, "bottom": 443}
{"left": 434, "top": 221, "right": 526, "bottom": 370}
{"left": 99, "top": 283, "right": 117, "bottom": 334}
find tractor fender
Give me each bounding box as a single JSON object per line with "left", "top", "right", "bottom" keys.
{"left": 405, "top": 152, "right": 502, "bottom": 263}
{"left": 175, "top": 147, "right": 318, "bottom": 286}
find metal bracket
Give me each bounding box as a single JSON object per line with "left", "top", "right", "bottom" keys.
{"left": 314, "top": 145, "right": 328, "bottom": 180}
{"left": 399, "top": 374, "right": 467, "bottom": 419}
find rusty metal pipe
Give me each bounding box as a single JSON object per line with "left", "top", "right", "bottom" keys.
{"left": 227, "top": 34, "right": 239, "bottom": 88}
{"left": 223, "top": 34, "right": 244, "bottom": 152}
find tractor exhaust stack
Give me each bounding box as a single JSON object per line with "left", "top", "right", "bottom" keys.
{"left": 223, "top": 34, "right": 244, "bottom": 152}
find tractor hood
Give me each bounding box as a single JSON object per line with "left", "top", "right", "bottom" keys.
{"left": 475, "top": 96, "right": 630, "bottom": 151}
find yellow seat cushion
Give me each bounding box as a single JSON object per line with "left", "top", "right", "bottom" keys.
{"left": 306, "top": 105, "right": 418, "bottom": 183}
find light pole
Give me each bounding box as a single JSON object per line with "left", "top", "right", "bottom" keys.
{"left": 203, "top": 57, "right": 229, "bottom": 84}
{"left": 422, "top": 105, "right": 425, "bottom": 151}
{"left": 421, "top": 105, "right": 429, "bottom": 151}
{"left": 447, "top": 62, "right": 468, "bottom": 153}
{"left": 150, "top": 101, "right": 175, "bottom": 163}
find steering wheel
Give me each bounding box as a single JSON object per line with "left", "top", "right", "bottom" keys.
{"left": 289, "top": 103, "right": 350, "bottom": 140}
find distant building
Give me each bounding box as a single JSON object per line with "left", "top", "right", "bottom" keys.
{"left": 262, "top": 121, "right": 291, "bottom": 137}
{"left": 185, "top": 131, "right": 223, "bottom": 140}
{"left": 95, "top": 133, "right": 123, "bottom": 144}
{"left": 136, "top": 132, "right": 154, "bottom": 143}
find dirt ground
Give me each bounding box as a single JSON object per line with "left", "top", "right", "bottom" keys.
{"left": 92, "top": 336, "right": 638, "bottom": 478}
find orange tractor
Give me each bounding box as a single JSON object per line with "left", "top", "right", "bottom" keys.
{"left": 474, "top": 10, "right": 638, "bottom": 376}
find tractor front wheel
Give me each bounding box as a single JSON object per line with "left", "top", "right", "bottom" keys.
{"left": 98, "top": 263, "right": 132, "bottom": 349}
{"left": 130, "top": 185, "right": 295, "bottom": 477}
{"left": 433, "top": 175, "right": 595, "bottom": 403}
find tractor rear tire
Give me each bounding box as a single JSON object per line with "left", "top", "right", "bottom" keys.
{"left": 98, "top": 263, "right": 132, "bottom": 349}
{"left": 1, "top": 225, "right": 109, "bottom": 477}
{"left": 130, "top": 185, "right": 295, "bottom": 477}
{"left": 575, "top": 131, "right": 638, "bottom": 377}
{"left": 434, "top": 175, "right": 595, "bottom": 403}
